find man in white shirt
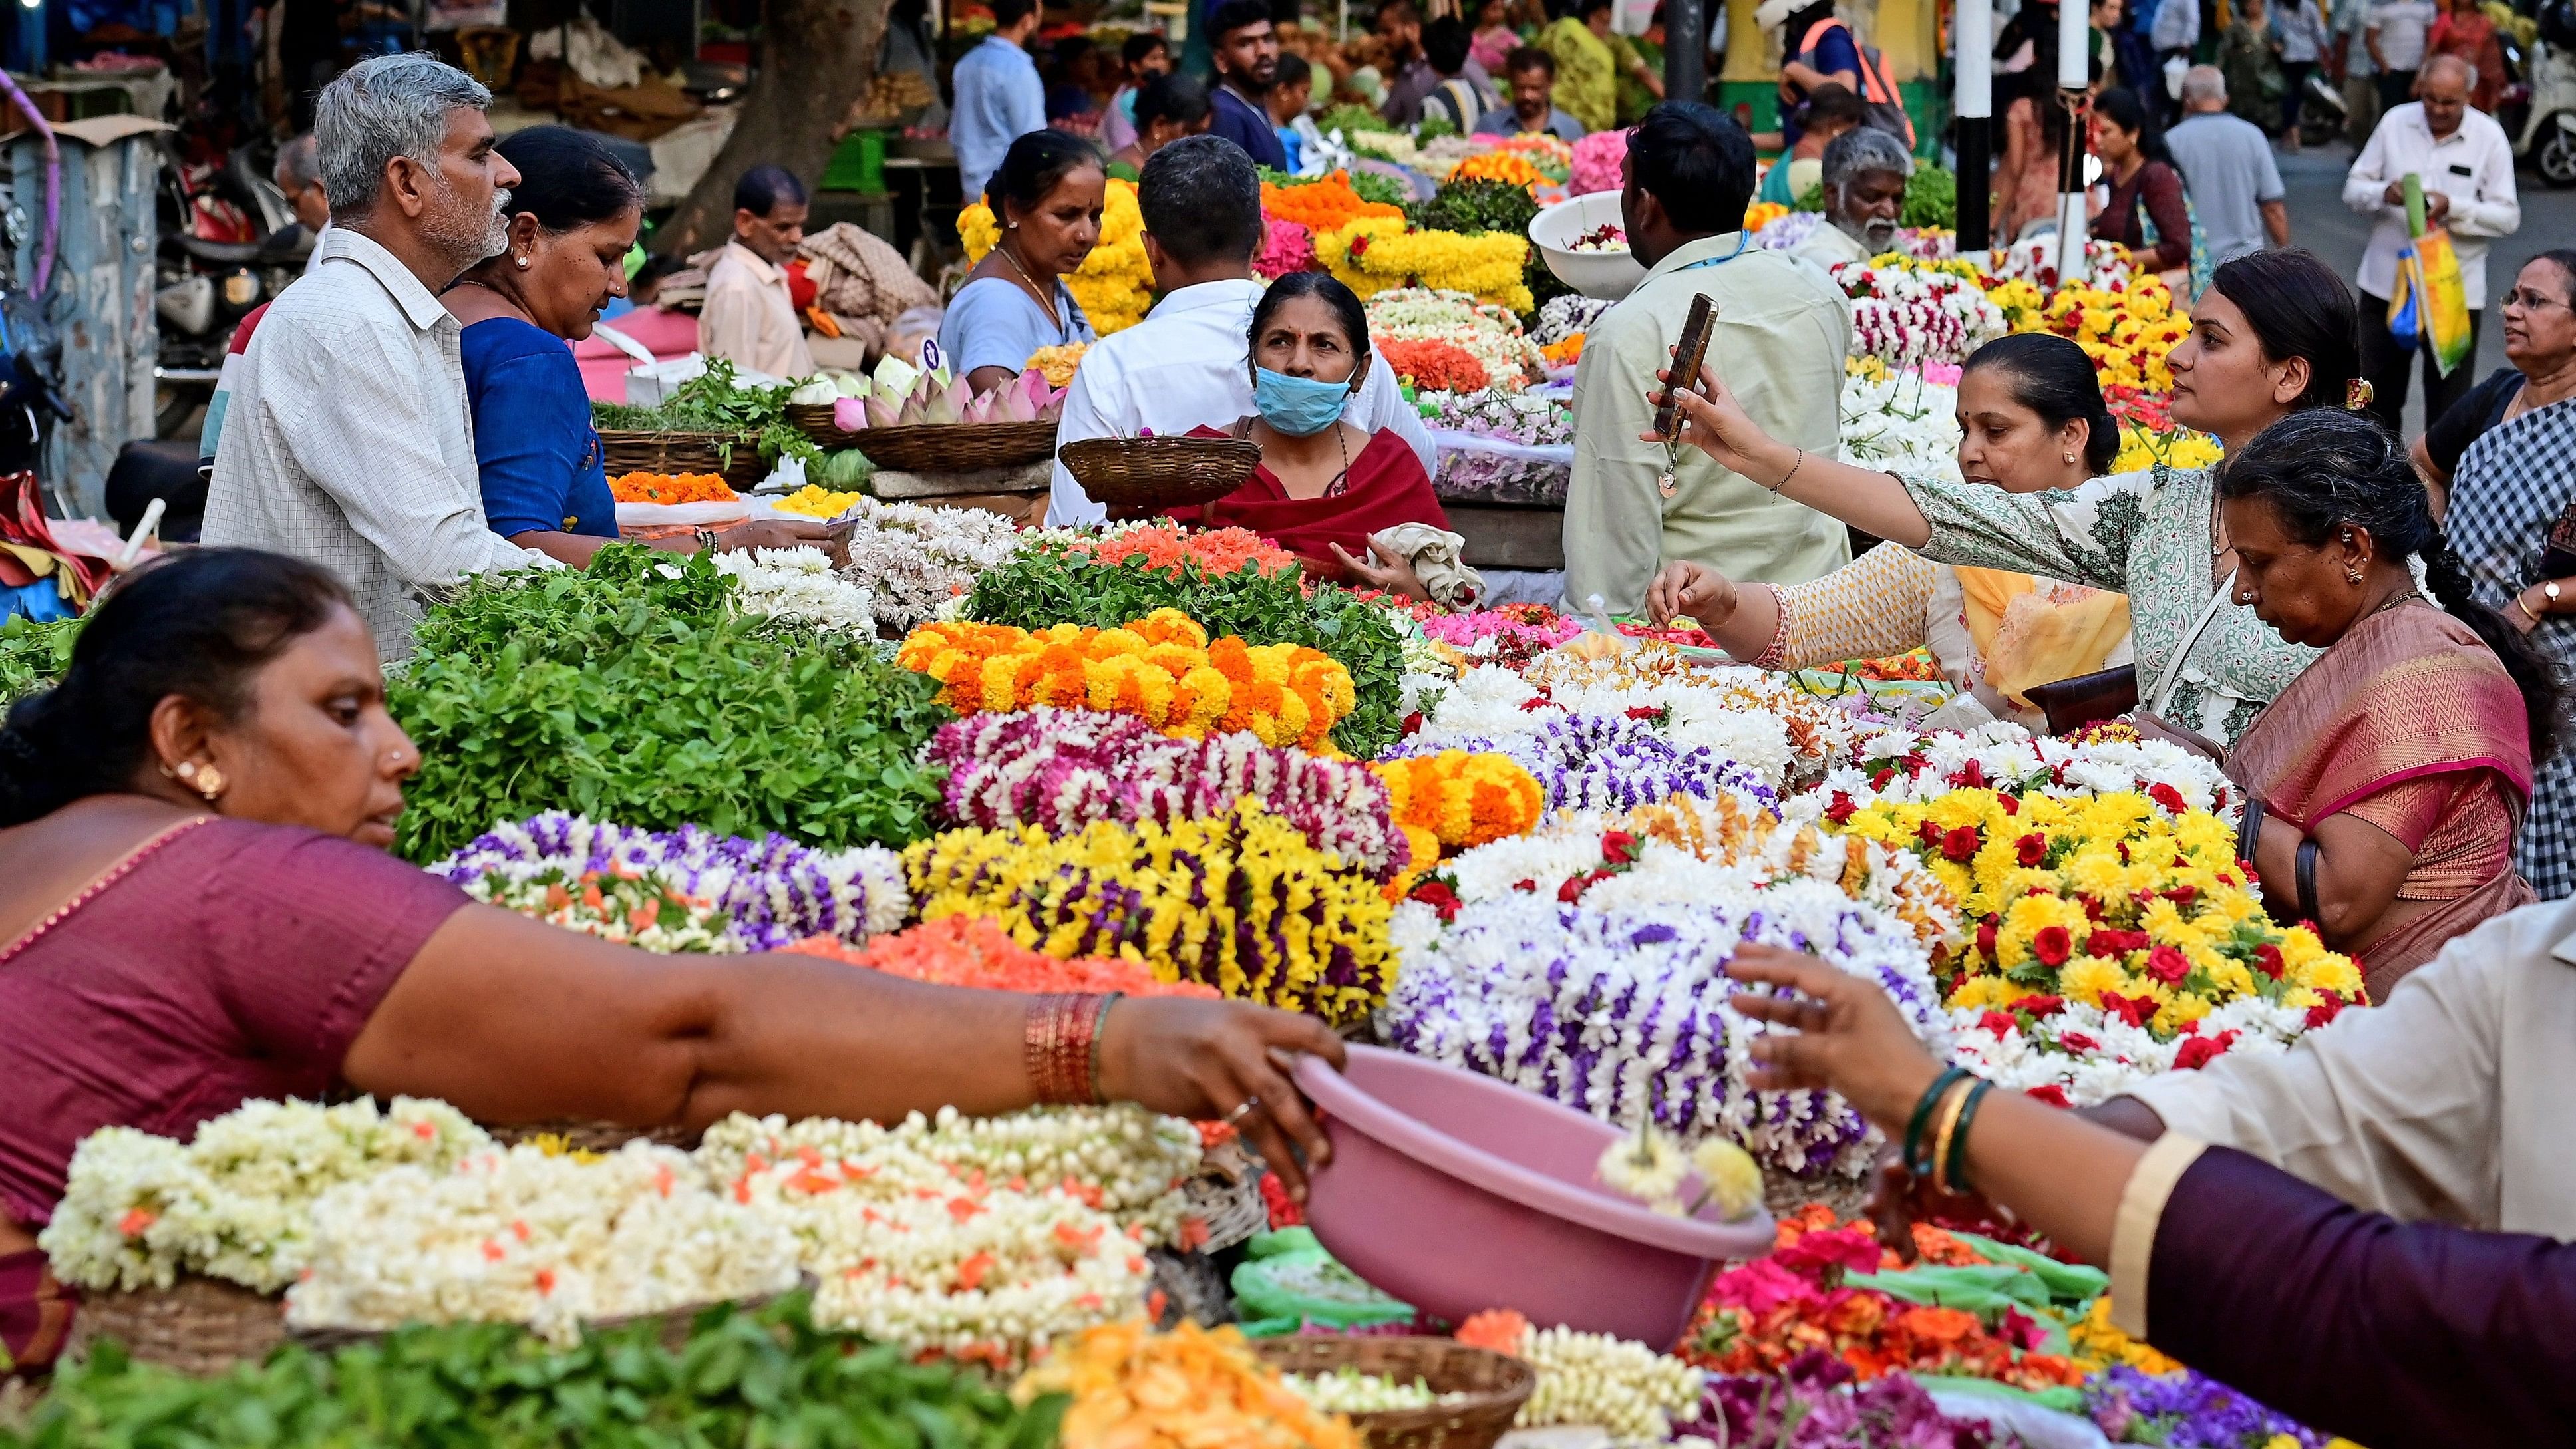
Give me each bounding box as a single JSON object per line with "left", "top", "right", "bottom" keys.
{"left": 204, "top": 53, "right": 549, "bottom": 661}
{"left": 2165, "top": 66, "right": 2289, "bottom": 263}
{"left": 698, "top": 165, "right": 816, "bottom": 381}
{"left": 2342, "top": 54, "right": 2517, "bottom": 428}
{"left": 1046, "top": 136, "right": 1434, "bottom": 527}
{"left": 2364, "top": 0, "right": 2436, "bottom": 110}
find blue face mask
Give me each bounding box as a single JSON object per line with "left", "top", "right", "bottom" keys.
{"left": 1253, "top": 366, "right": 1353, "bottom": 437}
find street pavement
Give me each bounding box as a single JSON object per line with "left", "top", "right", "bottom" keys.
{"left": 2274, "top": 138, "right": 2576, "bottom": 437}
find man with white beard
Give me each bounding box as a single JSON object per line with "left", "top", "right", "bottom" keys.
{"left": 206, "top": 53, "right": 553, "bottom": 661}
{"left": 1791, "top": 126, "right": 1913, "bottom": 269}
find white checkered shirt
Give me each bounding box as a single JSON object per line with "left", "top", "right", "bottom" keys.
{"left": 204, "top": 226, "right": 551, "bottom": 659}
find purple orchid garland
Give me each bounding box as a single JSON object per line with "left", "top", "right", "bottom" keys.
{"left": 1382, "top": 711, "right": 1780, "bottom": 818}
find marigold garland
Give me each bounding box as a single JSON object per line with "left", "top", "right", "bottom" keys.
{"left": 903, "top": 801, "right": 1395, "bottom": 1024}
{"left": 609, "top": 472, "right": 735, "bottom": 505}
{"left": 1260, "top": 170, "right": 1406, "bottom": 231}
{"left": 896, "top": 609, "right": 1357, "bottom": 753}
{"left": 1062, "top": 522, "right": 1300, "bottom": 578}
{"left": 784, "top": 916, "right": 1218, "bottom": 998}
{"left": 1371, "top": 750, "right": 1545, "bottom": 859}
{"left": 1448, "top": 150, "right": 1546, "bottom": 193}
{"left": 961, "top": 178, "right": 1152, "bottom": 333}
{"left": 1376, "top": 338, "right": 1491, "bottom": 393}
{"left": 1317, "top": 217, "right": 1533, "bottom": 314}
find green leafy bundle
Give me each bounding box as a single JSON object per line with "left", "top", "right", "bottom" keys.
{"left": 2, "top": 1295, "right": 1069, "bottom": 1449}
{"left": 0, "top": 613, "right": 80, "bottom": 707}
{"left": 391, "top": 547, "right": 949, "bottom": 862}
{"left": 963, "top": 544, "right": 1410, "bottom": 758}
{"left": 1343, "top": 168, "right": 1412, "bottom": 208}
{"left": 1406, "top": 177, "right": 1564, "bottom": 313}
{"left": 1318, "top": 102, "right": 1395, "bottom": 136}
{"left": 592, "top": 359, "right": 816, "bottom": 466}
{"left": 1903, "top": 165, "right": 1958, "bottom": 230}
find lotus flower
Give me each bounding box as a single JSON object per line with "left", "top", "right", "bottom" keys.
{"left": 788, "top": 377, "right": 839, "bottom": 406}
{"left": 871, "top": 353, "right": 919, "bottom": 399}
{"left": 924, "top": 373, "right": 972, "bottom": 426}
{"left": 832, "top": 395, "right": 869, "bottom": 432}
{"left": 866, "top": 394, "right": 905, "bottom": 430}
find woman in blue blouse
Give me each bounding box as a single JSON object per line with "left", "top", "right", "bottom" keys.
{"left": 939, "top": 130, "right": 1103, "bottom": 395}
{"left": 447, "top": 127, "right": 830, "bottom": 565}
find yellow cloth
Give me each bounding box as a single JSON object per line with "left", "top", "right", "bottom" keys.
{"left": 1955, "top": 565, "right": 2133, "bottom": 706}
{"left": 1539, "top": 17, "right": 1617, "bottom": 133}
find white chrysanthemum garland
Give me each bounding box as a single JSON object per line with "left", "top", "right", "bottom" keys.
{"left": 1782, "top": 719, "right": 2240, "bottom": 828}
{"left": 714, "top": 546, "right": 879, "bottom": 636}
{"left": 1840, "top": 369, "right": 1963, "bottom": 480}
{"left": 697, "top": 1108, "right": 1201, "bottom": 1367}
{"left": 836, "top": 498, "right": 1027, "bottom": 631}
{"left": 1379, "top": 885, "right": 1951, "bottom": 1179}
{"left": 1941, "top": 993, "right": 2315, "bottom": 1108}
{"left": 1510, "top": 1324, "right": 1706, "bottom": 1441}
{"left": 39, "top": 1098, "right": 490, "bottom": 1293}
{"left": 432, "top": 812, "right": 908, "bottom": 949}
{"left": 285, "top": 1141, "right": 802, "bottom": 1348}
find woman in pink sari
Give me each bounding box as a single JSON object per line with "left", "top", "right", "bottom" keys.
{"left": 2217, "top": 410, "right": 2555, "bottom": 997}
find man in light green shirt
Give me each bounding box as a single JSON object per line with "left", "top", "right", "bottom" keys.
{"left": 1563, "top": 103, "right": 1852, "bottom": 617}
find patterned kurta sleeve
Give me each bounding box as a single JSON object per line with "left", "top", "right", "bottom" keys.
{"left": 1899, "top": 468, "right": 2160, "bottom": 594}
{"left": 1769, "top": 543, "right": 1943, "bottom": 670}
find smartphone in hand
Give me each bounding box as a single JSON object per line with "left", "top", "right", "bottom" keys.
{"left": 1649, "top": 293, "right": 1718, "bottom": 442}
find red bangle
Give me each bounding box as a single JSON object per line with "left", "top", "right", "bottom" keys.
{"left": 1025, "top": 992, "right": 1110, "bottom": 1105}
{"left": 1748, "top": 585, "right": 1795, "bottom": 670}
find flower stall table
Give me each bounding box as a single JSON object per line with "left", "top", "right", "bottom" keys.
{"left": 865, "top": 460, "right": 1054, "bottom": 527}
{"left": 1430, "top": 426, "right": 1573, "bottom": 572}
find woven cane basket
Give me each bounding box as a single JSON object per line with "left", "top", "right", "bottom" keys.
{"left": 852, "top": 420, "right": 1058, "bottom": 473}
{"left": 785, "top": 401, "right": 864, "bottom": 452}
{"left": 290, "top": 1277, "right": 811, "bottom": 1357}
{"left": 65, "top": 1275, "right": 289, "bottom": 1376}
{"left": 1056, "top": 436, "right": 1261, "bottom": 513}
{"left": 1252, "top": 1337, "right": 1535, "bottom": 1449}
{"left": 597, "top": 430, "right": 769, "bottom": 490}
{"left": 1182, "top": 1139, "right": 1271, "bottom": 1254}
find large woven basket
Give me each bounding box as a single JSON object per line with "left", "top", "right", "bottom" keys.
{"left": 1057, "top": 436, "right": 1261, "bottom": 515}
{"left": 289, "top": 1277, "right": 810, "bottom": 1357}
{"left": 1253, "top": 1337, "right": 1535, "bottom": 1449}
{"left": 65, "top": 1275, "right": 289, "bottom": 1377}
{"left": 854, "top": 420, "right": 1058, "bottom": 473}
{"left": 785, "top": 401, "right": 864, "bottom": 452}
{"left": 1183, "top": 1139, "right": 1271, "bottom": 1254}
{"left": 599, "top": 429, "right": 769, "bottom": 490}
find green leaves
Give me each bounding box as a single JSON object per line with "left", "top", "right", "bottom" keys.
{"left": 963, "top": 545, "right": 1410, "bottom": 758}
{"left": 2, "top": 1295, "right": 1058, "bottom": 1449}
{"left": 391, "top": 547, "right": 949, "bottom": 862}
{"left": 0, "top": 611, "right": 82, "bottom": 705}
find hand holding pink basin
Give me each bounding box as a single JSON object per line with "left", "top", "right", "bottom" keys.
{"left": 1291, "top": 1045, "right": 1774, "bottom": 1351}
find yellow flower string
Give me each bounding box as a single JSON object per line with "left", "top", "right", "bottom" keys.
{"left": 1372, "top": 750, "right": 1545, "bottom": 857}
{"left": 960, "top": 178, "right": 1153, "bottom": 334}
{"left": 903, "top": 800, "right": 1394, "bottom": 1023}
{"left": 897, "top": 610, "right": 1356, "bottom": 753}
{"left": 1317, "top": 217, "right": 1533, "bottom": 314}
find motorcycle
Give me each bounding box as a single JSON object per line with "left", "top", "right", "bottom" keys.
{"left": 2297, "top": 67, "right": 2351, "bottom": 150}
{"left": 2513, "top": 0, "right": 2576, "bottom": 188}
{"left": 151, "top": 136, "right": 309, "bottom": 436}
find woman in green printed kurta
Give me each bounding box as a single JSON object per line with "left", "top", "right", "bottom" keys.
{"left": 1643, "top": 249, "right": 2367, "bottom": 745}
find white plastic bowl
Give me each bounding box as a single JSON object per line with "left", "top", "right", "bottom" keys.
{"left": 1529, "top": 191, "right": 1646, "bottom": 301}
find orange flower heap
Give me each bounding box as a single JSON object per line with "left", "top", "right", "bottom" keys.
{"left": 1450, "top": 150, "right": 1547, "bottom": 192}
{"left": 897, "top": 609, "right": 1356, "bottom": 752}
{"left": 1373, "top": 749, "right": 1545, "bottom": 867}
{"left": 1065, "top": 522, "right": 1300, "bottom": 578}
{"left": 785, "top": 916, "right": 1219, "bottom": 998}
{"left": 1261, "top": 170, "right": 1404, "bottom": 232}
{"left": 609, "top": 471, "right": 736, "bottom": 504}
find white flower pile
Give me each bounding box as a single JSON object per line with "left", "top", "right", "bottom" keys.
{"left": 1788, "top": 719, "right": 2240, "bottom": 826}
{"left": 285, "top": 1142, "right": 801, "bottom": 1347}
{"left": 1944, "top": 995, "right": 2311, "bottom": 1106}
{"left": 714, "top": 546, "right": 878, "bottom": 636}
{"left": 1829, "top": 261, "right": 2007, "bottom": 372}
{"left": 836, "top": 498, "right": 1027, "bottom": 631}
{"left": 1364, "top": 288, "right": 1547, "bottom": 390}
{"left": 698, "top": 1107, "right": 1200, "bottom": 1365}
{"left": 1840, "top": 369, "right": 1963, "bottom": 481}
{"left": 40, "top": 1098, "right": 490, "bottom": 1293}
{"left": 1281, "top": 1369, "right": 1460, "bottom": 1413}
{"left": 1511, "top": 1325, "right": 1706, "bottom": 1443}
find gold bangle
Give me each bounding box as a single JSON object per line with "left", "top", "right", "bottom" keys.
{"left": 2515, "top": 594, "right": 2544, "bottom": 626}
{"left": 1924, "top": 1076, "right": 1974, "bottom": 1196}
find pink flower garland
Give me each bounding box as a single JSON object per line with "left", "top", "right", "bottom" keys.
{"left": 1255, "top": 217, "right": 1318, "bottom": 279}
{"left": 925, "top": 707, "right": 1412, "bottom": 881}
{"left": 1569, "top": 129, "right": 1630, "bottom": 196}
{"left": 1418, "top": 609, "right": 1583, "bottom": 651}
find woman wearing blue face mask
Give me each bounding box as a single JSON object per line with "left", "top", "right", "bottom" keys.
{"left": 1180, "top": 272, "right": 1447, "bottom": 599}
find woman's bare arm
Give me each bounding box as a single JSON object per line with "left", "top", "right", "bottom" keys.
{"left": 1653, "top": 361, "right": 1935, "bottom": 547}
{"left": 2245, "top": 809, "right": 2415, "bottom": 945}
{"left": 344, "top": 903, "right": 1345, "bottom": 1192}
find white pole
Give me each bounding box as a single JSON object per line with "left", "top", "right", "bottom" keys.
{"left": 1955, "top": 0, "right": 1993, "bottom": 259}
{"left": 2053, "top": 0, "right": 2090, "bottom": 282}
{"left": 1957, "top": 1, "right": 1993, "bottom": 116}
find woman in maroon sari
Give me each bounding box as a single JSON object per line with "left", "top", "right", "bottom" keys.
{"left": 0, "top": 550, "right": 1343, "bottom": 1372}
{"left": 2215, "top": 410, "right": 2554, "bottom": 995}
{"left": 1182, "top": 272, "right": 1450, "bottom": 601}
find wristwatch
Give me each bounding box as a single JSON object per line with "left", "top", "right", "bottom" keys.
{"left": 2547, "top": 582, "right": 2563, "bottom": 612}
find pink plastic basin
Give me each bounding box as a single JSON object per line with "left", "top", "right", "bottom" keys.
{"left": 1291, "top": 1046, "right": 1775, "bottom": 1351}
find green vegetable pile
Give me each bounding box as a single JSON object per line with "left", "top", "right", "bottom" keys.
{"left": 592, "top": 359, "right": 816, "bottom": 467}
{"left": 0, "top": 613, "right": 80, "bottom": 707}
{"left": 1903, "top": 164, "right": 1958, "bottom": 230}
{"left": 1317, "top": 102, "right": 1394, "bottom": 136}
{"left": 391, "top": 546, "right": 949, "bottom": 862}
{"left": 1, "top": 1295, "right": 1068, "bottom": 1449}
{"left": 1406, "top": 177, "right": 1565, "bottom": 313}
{"left": 963, "top": 544, "right": 1410, "bottom": 758}
{"left": 1342, "top": 168, "right": 1412, "bottom": 208}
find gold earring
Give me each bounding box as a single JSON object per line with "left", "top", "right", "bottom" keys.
{"left": 2062, "top": 452, "right": 2076, "bottom": 464}
{"left": 2346, "top": 567, "right": 2364, "bottom": 585}
{"left": 174, "top": 760, "right": 226, "bottom": 802}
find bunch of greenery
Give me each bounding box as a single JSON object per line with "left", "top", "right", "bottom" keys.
{"left": 1343, "top": 167, "right": 1412, "bottom": 208}
{"left": 592, "top": 359, "right": 816, "bottom": 466}
{"left": 1317, "top": 102, "right": 1394, "bottom": 136}
{"left": 1407, "top": 176, "right": 1567, "bottom": 315}
{"left": 391, "top": 546, "right": 948, "bottom": 862}
{"left": 963, "top": 544, "right": 1410, "bottom": 758}
{"left": 2, "top": 1295, "right": 1068, "bottom": 1449}
{"left": 1414, "top": 112, "right": 1459, "bottom": 142}
{"left": 1903, "top": 164, "right": 1957, "bottom": 230}
{"left": 0, "top": 613, "right": 80, "bottom": 706}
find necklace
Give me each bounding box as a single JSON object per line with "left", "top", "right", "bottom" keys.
{"left": 1245, "top": 416, "right": 1351, "bottom": 497}
{"left": 2364, "top": 587, "right": 2425, "bottom": 620}
{"left": 994, "top": 243, "right": 1064, "bottom": 337}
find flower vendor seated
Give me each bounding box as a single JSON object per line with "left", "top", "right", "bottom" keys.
{"left": 1651, "top": 247, "right": 2362, "bottom": 749}
{"left": 1045, "top": 134, "right": 1433, "bottom": 526}
{"left": 939, "top": 131, "right": 1104, "bottom": 397}
{"left": 448, "top": 128, "right": 836, "bottom": 567}
{"left": 2201, "top": 408, "right": 2549, "bottom": 993}
{"left": 1648, "top": 333, "right": 2134, "bottom": 730}
{"left": 1180, "top": 272, "right": 1447, "bottom": 600}
{"left": 0, "top": 549, "right": 1344, "bottom": 1369}
{"left": 1789, "top": 124, "right": 1913, "bottom": 269}
{"left": 1105, "top": 71, "right": 1211, "bottom": 181}
{"left": 1559, "top": 101, "right": 1853, "bottom": 618}
{"left": 1722, "top": 941, "right": 2576, "bottom": 1449}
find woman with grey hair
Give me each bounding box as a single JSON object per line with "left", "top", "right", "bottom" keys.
{"left": 1791, "top": 124, "right": 1913, "bottom": 266}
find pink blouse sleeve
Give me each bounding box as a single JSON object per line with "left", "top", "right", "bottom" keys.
{"left": 195, "top": 823, "right": 470, "bottom": 1086}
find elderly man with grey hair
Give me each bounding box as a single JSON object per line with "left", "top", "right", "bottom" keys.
{"left": 205, "top": 53, "right": 550, "bottom": 660}
{"left": 1790, "top": 125, "right": 1911, "bottom": 267}
{"left": 2166, "top": 65, "right": 2289, "bottom": 268}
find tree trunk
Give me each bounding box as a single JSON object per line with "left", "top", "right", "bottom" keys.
{"left": 659, "top": 0, "right": 897, "bottom": 257}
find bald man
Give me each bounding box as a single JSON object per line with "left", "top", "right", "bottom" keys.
{"left": 2342, "top": 52, "right": 2519, "bottom": 428}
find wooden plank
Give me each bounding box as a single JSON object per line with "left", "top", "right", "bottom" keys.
{"left": 1444, "top": 502, "right": 1566, "bottom": 571}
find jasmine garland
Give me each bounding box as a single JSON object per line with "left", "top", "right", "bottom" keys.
{"left": 1380, "top": 888, "right": 1951, "bottom": 1177}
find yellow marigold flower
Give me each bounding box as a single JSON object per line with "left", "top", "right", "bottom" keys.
{"left": 2058, "top": 955, "right": 2127, "bottom": 1007}
{"left": 1945, "top": 975, "right": 2020, "bottom": 1012}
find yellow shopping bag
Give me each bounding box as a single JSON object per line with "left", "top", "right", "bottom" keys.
{"left": 2386, "top": 174, "right": 2474, "bottom": 379}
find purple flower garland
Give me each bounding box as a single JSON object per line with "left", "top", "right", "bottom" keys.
{"left": 1382, "top": 711, "right": 1779, "bottom": 818}
{"left": 1686, "top": 1352, "right": 2001, "bottom": 1448}
{"left": 2086, "top": 1366, "right": 2334, "bottom": 1448}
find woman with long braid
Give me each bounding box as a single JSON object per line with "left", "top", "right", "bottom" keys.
{"left": 2214, "top": 408, "right": 2555, "bottom": 993}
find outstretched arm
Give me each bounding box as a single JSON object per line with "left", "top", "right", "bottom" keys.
{"left": 345, "top": 901, "right": 1346, "bottom": 1194}
{"left": 1648, "top": 360, "right": 1935, "bottom": 547}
